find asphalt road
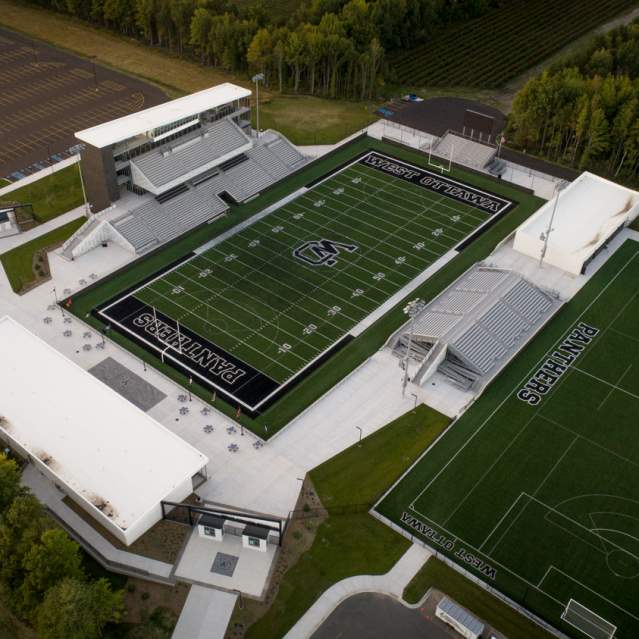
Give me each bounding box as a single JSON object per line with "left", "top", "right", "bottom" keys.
{"left": 311, "top": 592, "right": 454, "bottom": 639}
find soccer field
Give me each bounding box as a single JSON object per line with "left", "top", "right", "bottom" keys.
{"left": 100, "top": 151, "right": 513, "bottom": 411}
{"left": 377, "top": 240, "right": 639, "bottom": 639}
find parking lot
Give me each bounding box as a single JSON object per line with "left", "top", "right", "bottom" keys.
{"left": 0, "top": 27, "right": 166, "bottom": 180}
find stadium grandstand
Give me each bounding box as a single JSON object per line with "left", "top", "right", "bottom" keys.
{"left": 391, "top": 265, "right": 560, "bottom": 391}
{"left": 64, "top": 83, "right": 306, "bottom": 258}
{"left": 513, "top": 171, "right": 639, "bottom": 275}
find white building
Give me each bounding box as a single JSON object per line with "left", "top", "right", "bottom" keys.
{"left": 513, "top": 172, "right": 639, "bottom": 275}
{"left": 435, "top": 597, "right": 484, "bottom": 639}
{"left": 0, "top": 315, "right": 208, "bottom": 546}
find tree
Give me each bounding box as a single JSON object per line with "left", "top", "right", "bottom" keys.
{"left": 35, "top": 578, "right": 124, "bottom": 639}
{"left": 0, "top": 453, "right": 23, "bottom": 516}
{"left": 17, "top": 529, "right": 85, "bottom": 617}
{"left": 0, "top": 495, "right": 50, "bottom": 591}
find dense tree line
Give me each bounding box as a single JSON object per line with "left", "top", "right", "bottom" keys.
{"left": 507, "top": 21, "right": 639, "bottom": 183}
{"left": 22, "top": 0, "right": 505, "bottom": 98}
{"left": 0, "top": 453, "right": 124, "bottom": 639}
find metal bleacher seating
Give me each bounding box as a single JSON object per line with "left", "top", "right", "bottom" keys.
{"left": 130, "top": 118, "right": 250, "bottom": 190}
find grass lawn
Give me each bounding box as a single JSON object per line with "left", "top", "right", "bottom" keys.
{"left": 0, "top": 217, "right": 85, "bottom": 293}
{"left": 0, "top": 178, "right": 11, "bottom": 188}
{"left": 0, "top": 165, "right": 84, "bottom": 224}
{"left": 244, "top": 404, "right": 450, "bottom": 639}
{"left": 631, "top": 216, "right": 639, "bottom": 231}
{"left": 403, "top": 558, "right": 555, "bottom": 639}
{"left": 256, "top": 95, "right": 378, "bottom": 145}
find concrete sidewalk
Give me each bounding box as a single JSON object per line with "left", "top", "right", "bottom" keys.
{"left": 283, "top": 543, "right": 431, "bottom": 639}
{"left": 0, "top": 205, "right": 86, "bottom": 253}
{"left": 171, "top": 585, "right": 237, "bottom": 639}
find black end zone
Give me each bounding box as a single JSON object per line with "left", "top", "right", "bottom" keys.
{"left": 100, "top": 296, "right": 279, "bottom": 410}
{"left": 360, "top": 151, "right": 515, "bottom": 216}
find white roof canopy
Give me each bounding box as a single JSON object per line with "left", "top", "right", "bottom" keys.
{"left": 0, "top": 316, "right": 208, "bottom": 532}
{"left": 75, "top": 83, "right": 251, "bottom": 149}
{"left": 514, "top": 172, "right": 639, "bottom": 274}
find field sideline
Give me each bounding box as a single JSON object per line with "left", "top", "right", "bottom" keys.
{"left": 377, "top": 239, "right": 639, "bottom": 639}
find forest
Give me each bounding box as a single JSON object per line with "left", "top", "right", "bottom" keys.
{"left": 507, "top": 20, "right": 639, "bottom": 184}
{"left": 19, "top": 0, "right": 505, "bottom": 99}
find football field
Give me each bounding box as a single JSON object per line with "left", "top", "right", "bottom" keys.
{"left": 377, "top": 241, "right": 639, "bottom": 639}
{"left": 99, "top": 151, "right": 513, "bottom": 410}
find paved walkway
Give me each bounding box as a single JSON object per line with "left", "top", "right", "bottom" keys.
{"left": 22, "top": 465, "right": 174, "bottom": 582}
{"left": 283, "top": 543, "right": 431, "bottom": 639}
{"left": 171, "top": 585, "right": 237, "bottom": 639}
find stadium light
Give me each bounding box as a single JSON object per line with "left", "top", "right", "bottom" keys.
{"left": 401, "top": 298, "right": 425, "bottom": 397}
{"left": 538, "top": 181, "right": 566, "bottom": 269}
{"left": 252, "top": 73, "right": 265, "bottom": 138}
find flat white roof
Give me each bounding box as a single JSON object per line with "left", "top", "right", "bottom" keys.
{"left": 519, "top": 172, "right": 639, "bottom": 253}
{"left": 0, "top": 316, "right": 208, "bottom": 531}
{"left": 75, "top": 83, "right": 251, "bottom": 149}
{"left": 514, "top": 172, "right": 639, "bottom": 274}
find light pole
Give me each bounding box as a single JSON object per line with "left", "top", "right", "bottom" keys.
{"left": 252, "top": 73, "right": 264, "bottom": 138}
{"left": 402, "top": 298, "right": 425, "bottom": 397}
{"left": 538, "top": 182, "right": 565, "bottom": 269}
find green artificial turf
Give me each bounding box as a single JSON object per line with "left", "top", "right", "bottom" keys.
{"left": 378, "top": 240, "right": 639, "bottom": 639}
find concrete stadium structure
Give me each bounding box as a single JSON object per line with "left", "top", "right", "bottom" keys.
{"left": 514, "top": 172, "right": 639, "bottom": 275}
{"left": 65, "top": 83, "right": 306, "bottom": 259}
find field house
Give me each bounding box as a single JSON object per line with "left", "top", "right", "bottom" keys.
{"left": 1, "top": 78, "right": 639, "bottom": 639}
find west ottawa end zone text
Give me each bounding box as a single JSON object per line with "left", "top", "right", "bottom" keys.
{"left": 400, "top": 513, "right": 497, "bottom": 580}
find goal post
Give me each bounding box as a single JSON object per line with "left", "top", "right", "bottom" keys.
{"left": 427, "top": 140, "right": 453, "bottom": 175}
{"left": 561, "top": 599, "right": 616, "bottom": 639}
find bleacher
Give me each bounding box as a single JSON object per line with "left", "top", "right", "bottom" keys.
{"left": 65, "top": 128, "right": 308, "bottom": 258}
{"left": 130, "top": 118, "right": 250, "bottom": 191}
{"left": 392, "top": 265, "right": 559, "bottom": 390}
{"left": 110, "top": 185, "right": 228, "bottom": 253}
{"left": 431, "top": 132, "right": 496, "bottom": 171}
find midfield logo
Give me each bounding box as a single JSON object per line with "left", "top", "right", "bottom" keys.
{"left": 293, "top": 239, "right": 358, "bottom": 267}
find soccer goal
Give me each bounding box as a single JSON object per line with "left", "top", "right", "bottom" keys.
{"left": 561, "top": 599, "right": 616, "bottom": 639}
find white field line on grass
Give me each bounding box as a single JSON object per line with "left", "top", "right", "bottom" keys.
{"left": 191, "top": 252, "right": 360, "bottom": 325}
{"left": 331, "top": 169, "right": 483, "bottom": 237}
{"left": 161, "top": 268, "right": 333, "bottom": 350}
{"left": 408, "top": 249, "right": 639, "bottom": 510}
{"left": 538, "top": 413, "right": 639, "bottom": 477}
{"left": 572, "top": 365, "right": 639, "bottom": 408}
{"left": 611, "top": 327, "right": 639, "bottom": 345}
{"left": 141, "top": 284, "right": 304, "bottom": 371}
{"left": 484, "top": 438, "right": 578, "bottom": 556}
{"left": 442, "top": 411, "right": 538, "bottom": 528}
{"left": 346, "top": 165, "right": 488, "bottom": 229}
{"left": 179, "top": 261, "right": 343, "bottom": 339}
